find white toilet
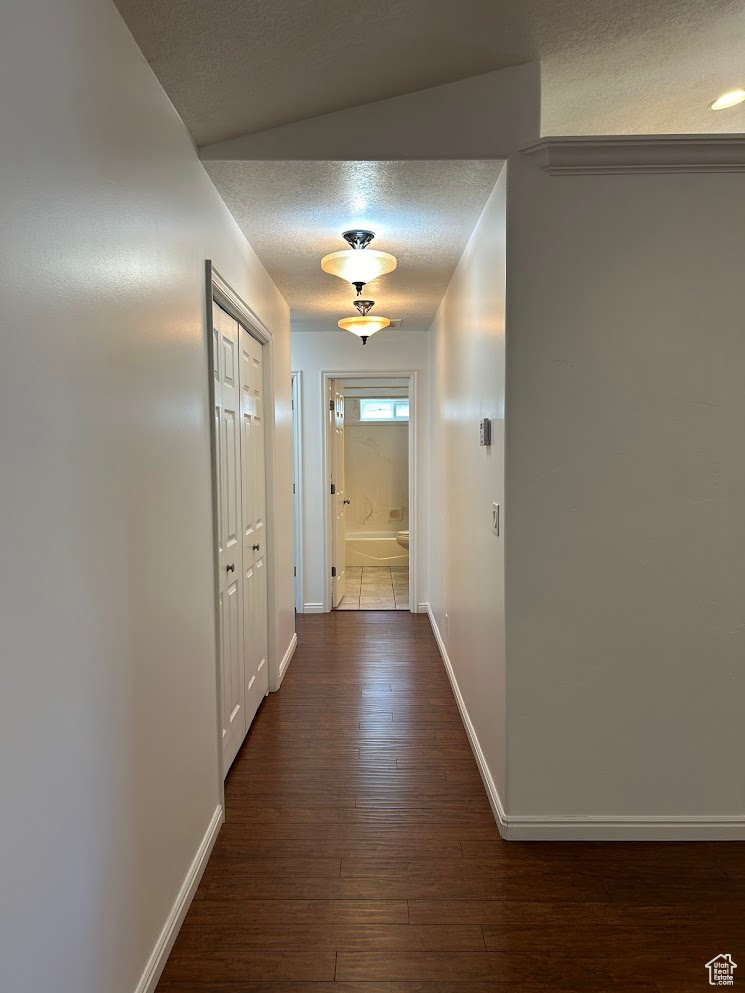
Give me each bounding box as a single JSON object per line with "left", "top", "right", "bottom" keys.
{"left": 395, "top": 530, "right": 409, "bottom": 550}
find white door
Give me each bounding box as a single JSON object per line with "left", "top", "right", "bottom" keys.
{"left": 239, "top": 326, "right": 269, "bottom": 728}
{"left": 291, "top": 373, "right": 301, "bottom": 612}
{"left": 213, "top": 303, "right": 246, "bottom": 772}
{"left": 330, "top": 382, "right": 346, "bottom": 608}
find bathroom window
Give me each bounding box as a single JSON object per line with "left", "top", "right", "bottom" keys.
{"left": 359, "top": 398, "right": 409, "bottom": 422}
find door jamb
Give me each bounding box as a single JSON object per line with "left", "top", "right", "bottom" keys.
{"left": 205, "top": 262, "right": 281, "bottom": 795}
{"left": 291, "top": 371, "right": 304, "bottom": 613}
{"left": 321, "top": 369, "right": 418, "bottom": 614}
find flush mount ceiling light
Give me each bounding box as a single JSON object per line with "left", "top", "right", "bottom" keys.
{"left": 338, "top": 299, "right": 391, "bottom": 345}
{"left": 710, "top": 89, "right": 745, "bottom": 110}
{"left": 321, "top": 230, "right": 397, "bottom": 295}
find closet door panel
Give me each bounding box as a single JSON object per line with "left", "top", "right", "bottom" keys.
{"left": 240, "top": 327, "right": 270, "bottom": 726}
{"left": 214, "top": 302, "right": 246, "bottom": 774}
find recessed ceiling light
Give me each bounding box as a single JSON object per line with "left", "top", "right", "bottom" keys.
{"left": 710, "top": 89, "right": 745, "bottom": 111}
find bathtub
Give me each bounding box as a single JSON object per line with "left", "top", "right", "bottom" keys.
{"left": 345, "top": 532, "right": 409, "bottom": 567}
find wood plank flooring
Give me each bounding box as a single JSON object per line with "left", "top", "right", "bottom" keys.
{"left": 158, "top": 611, "right": 745, "bottom": 992}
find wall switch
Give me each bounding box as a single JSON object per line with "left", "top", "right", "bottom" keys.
{"left": 492, "top": 502, "right": 500, "bottom": 536}
{"left": 480, "top": 418, "right": 491, "bottom": 446}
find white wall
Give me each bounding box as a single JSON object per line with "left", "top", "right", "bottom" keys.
{"left": 291, "top": 331, "right": 428, "bottom": 609}
{"left": 201, "top": 62, "right": 541, "bottom": 160}
{"left": 504, "top": 154, "right": 745, "bottom": 822}
{"left": 427, "top": 168, "right": 508, "bottom": 806}
{"left": 0, "top": 1, "right": 293, "bottom": 991}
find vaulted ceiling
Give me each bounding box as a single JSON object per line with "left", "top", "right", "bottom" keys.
{"left": 116, "top": 0, "right": 745, "bottom": 143}
{"left": 113, "top": 0, "right": 745, "bottom": 334}
{"left": 115, "top": 0, "right": 533, "bottom": 145}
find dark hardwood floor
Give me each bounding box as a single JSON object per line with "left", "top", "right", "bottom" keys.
{"left": 158, "top": 611, "right": 745, "bottom": 992}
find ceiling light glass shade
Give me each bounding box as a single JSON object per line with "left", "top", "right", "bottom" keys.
{"left": 321, "top": 249, "right": 397, "bottom": 286}
{"left": 338, "top": 314, "right": 391, "bottom": 338}
{"left": 710, "top": 89, "right": 745, "bottom": 110}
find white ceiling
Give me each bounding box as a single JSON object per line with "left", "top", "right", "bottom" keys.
{"left": 113, "top": 0, "right": 533, "bottom": 146}
{"left": 115, "top": 0, "right": 745, "bottom": 143}
{"left": 113, "top": 0, "right": 745, "bottom": 339}
{"left": 204, "top": 160, "right": 504, "bottom": 333}
{"left": 535, "top": 0, "right": 745, "bottom": 136}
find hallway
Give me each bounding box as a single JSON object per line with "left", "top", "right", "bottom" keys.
{"left": 158, "top": 612, "right": 744, "bottom": 990}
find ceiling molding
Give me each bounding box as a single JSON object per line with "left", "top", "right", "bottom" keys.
{"left": 521, "top": 134, "right": 745, "bottom": 174}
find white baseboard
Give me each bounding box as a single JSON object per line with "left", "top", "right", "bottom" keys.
{"left": 278, "top": 632, "right": 298, "bottom": 687}
{"left": 416, "top": 601, "right": 429, "bottom": 613}
{"left": 426, "top": 606, "right": 508, "bottom": 836}
{"left": 135, "top": 804, "right": 223, "bottom": 993}
{"left": 426, "top": 606, "right": 745, "bottom": 842}
{"left": 502, "top": 813, "right": 745, "bottom": 841}
{"left": 303, "top": 603, "right": 325, "bottom": 614}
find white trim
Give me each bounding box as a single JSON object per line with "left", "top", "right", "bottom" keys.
{"left": 344, "top": 387, "right": 409, "bottom": 398}
{"left": 277, "top": 632, "right": 298, "bottom": 687}
{"left": 416, "top": 602, "right": 429, "bottom": 614}
{"left": 502, "top": 813, "right": 745, "bottom": 842}
{"left": 204, "top": 265, "right": 226, "bottom": 797}
{"left": 521, "top": 134, "right": 745, "bottom": 175}
{"left": 346, "top": 418, "right": 410, "bottom": 426}
{"left": 135, "top": 804, "right": 223, "bottom": 993}
{"left": 321, "top": 374, "right": 333, "bottom": 610}
{"left": 303, "top": 602, "right": 325, "bottom": 614}
{"left": 210, "top": 264, "right": 273, "bottom": 342}
{"left": 427, "top": 607, "right": 745, "bottom": 841}
{"left": 321, "top": 369, "right": 418, "bottom": 615}
{"left": 426, "top": 606, "right": 507, "bottom": 835}
{"left": 291, "top": 371, "right": 304, "bottom": 613}
{"left": 408, "top": 371, "right": 419, "bottom": 615}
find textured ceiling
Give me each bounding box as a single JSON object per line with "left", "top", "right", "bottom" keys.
{"left": 115, "top": 0, "right": 533, "bottom": 146}
{"left": 535, "top": 0, "right": 745, "bottom": 135}
{"left": 115, "top": 0, "right": 745, "bottom": 142}
{"left": 113, "top": 0, "right": 745, "bottom": 337}
{"left": 203, "top": 160, "right": 503, "bottom": 333}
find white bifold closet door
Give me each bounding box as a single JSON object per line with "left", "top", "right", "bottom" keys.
{"left": 239, "top": 323, "right": 269, "bottom": 731}
{"left": 213, "top": 302, "right": 269, "bottom": 776}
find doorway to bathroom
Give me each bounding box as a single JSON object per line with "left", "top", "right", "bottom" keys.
{"left": 321, "top": 370, "right": 418, "bottom": 613}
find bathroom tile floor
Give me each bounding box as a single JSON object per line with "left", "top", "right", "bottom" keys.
{"left": 336, "top": 566, "right": 409, "bottom": 611}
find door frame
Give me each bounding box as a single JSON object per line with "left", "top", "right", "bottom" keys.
{"left": 320, "top": 368, "right": 419, "bottom": 614}
{"left": 291, "top": 371, "right": 304, "bottom": 613}
{"left": 206, "top": 262, "right": 281, "bottom": 787}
